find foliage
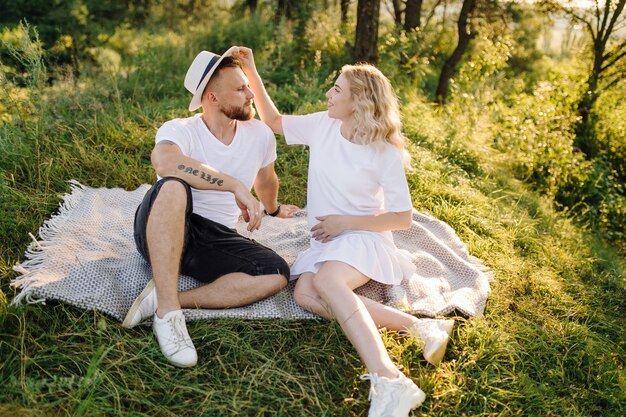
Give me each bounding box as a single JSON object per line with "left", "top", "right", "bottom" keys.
{"left": 377, "top": 27, "right": 440, "bottom": 95}
{"left": 0, "top": 21, "right": 47, "bottom": 89}
{"left": 0, "top": 0, "right": 226, "bottom": 82}
{"left": 503, "top": 2, "right": 546, "bottom": 82}
{"left": 0, "top": 0, "right": 135, "bottom": 80}
{"left": 593, "top": 83, "right": 626, "bottom": 182}
{"left": 491, "top": 59, "right": 626, "bottom": 250}
{"left": 540, "top": 0, "right": 626, "bottom": 159}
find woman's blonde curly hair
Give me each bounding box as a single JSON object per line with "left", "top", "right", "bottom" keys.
{"left": 341, "top": 63, "right": 410, "bottom": 164}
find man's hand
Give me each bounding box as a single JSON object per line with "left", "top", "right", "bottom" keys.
{"left": 311, "top": 215, "right": 348, "bottom": 242}
{"left": 233, "top": 183, "right": 262, "bottom": 232}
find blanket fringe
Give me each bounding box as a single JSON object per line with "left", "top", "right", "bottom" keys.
{"left": 11, "top": 180, "right": 87, "bottom": 306}
{"left": 12, "top": 289, "right": 47, "bottom": 305}
{"left": 28, "top": 232, "right": 42, "bottom": 250}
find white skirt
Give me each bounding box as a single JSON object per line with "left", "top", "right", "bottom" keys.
{"left": 289, "top": 230, "right": 416, "bottom": 285}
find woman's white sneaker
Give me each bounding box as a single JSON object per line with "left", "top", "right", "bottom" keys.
{"left": 361, "top": 372, "right": 426, "bottom": 417}
{"left": 408, "top": 318, "right": 455, "bottom": 365}
{"left": 153, "top": 309, "right": 197, "bottom": 368}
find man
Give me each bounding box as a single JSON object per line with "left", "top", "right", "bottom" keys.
{"left": 123, "top": 47, "right": 298, "bottom": 368}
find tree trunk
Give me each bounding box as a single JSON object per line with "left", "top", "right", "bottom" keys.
{"left": 245, "top": 0, "right": 258, "bottom": 14}
{"left": 404, "top": 0, "right": 422, "bottom": 31}
{"left": 341, "top": 0, "right": 350, "bottom": 26}
{"left": 391, "top": 0, "right": 403, "bottom": 27}
{"left": 183, "top": 0, "right": 197, "bottom": 14}
{"left": 275, "top": 0, "right": 296, "bottom": 22}
{"left": 353, "top": 0, "right": 380, "bottom": 63}
{"left": 166, "top": 0, "right": 176, "bottom": 29}
{"left": 435, "top": 0, "right": 476, "bottom": 103}
{"left": 574, "top": 45, "right": 603, "bottom": 156}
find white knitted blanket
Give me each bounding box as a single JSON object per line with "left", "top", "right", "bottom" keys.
{"left": 11, "top": 181, "right": 492, "bottom": 321}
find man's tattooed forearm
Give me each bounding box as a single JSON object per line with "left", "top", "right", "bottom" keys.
{"left": 177, "top": 164, "right": 224, "bottom": 186}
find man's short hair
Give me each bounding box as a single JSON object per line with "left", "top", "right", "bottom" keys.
{"left": 205, "top": 56, "right": 243, "bottom": 91}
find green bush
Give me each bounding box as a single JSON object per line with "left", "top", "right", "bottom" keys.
{"left": 491, "top": 61, "right": 625, "bottom": 251}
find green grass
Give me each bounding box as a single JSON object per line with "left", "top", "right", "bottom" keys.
{"left": 1, "top": 16, "right": 625, "bottom": 417}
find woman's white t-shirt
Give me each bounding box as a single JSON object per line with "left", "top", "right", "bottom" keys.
{"left": 282, "top": 111, "right": 415, "bottom": 285}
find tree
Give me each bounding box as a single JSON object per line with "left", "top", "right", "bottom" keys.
{"left": 275, "top": 0, "right": 298, "bottom": 22}
{"left": 545, "top": 0, "right": 626, "bottom": 157}
{"left": 244, "top": 0, "right": 258, "bottom": 13}
{"left": 435, "top": 0, "right": 477, "bottom": 103}
{"left": 389, "top": 0, "right": 423, "bottom": 31}
{"left": 404, "top": 0, "right": 423, "bottom": 31}
{"left": 353, "top": 0, "right": 380, "bottom": 63}
{"left": 504, "top": 2, "right": 546, "bottom": 76}
{"left": 341, "top": 0, "right": 351, "bottom": 26}
{"left": 391, "top": 0, "right": 404, "bottom": 26}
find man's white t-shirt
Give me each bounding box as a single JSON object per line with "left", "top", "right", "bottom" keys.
{"left": 155, "top": 114, "right": 276, "bottom": 229}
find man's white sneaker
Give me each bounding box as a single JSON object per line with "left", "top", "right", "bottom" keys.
{"left": 122, "top": 279, "right": 157, "bottom": 328}
{"left": 153, "top": 309, "right": 197, "bottom": 368}
{"left": 360, "top": 372, "right": 426, "bottom": 417}
{"left": 407, "top": 318, "right": 454, "bottom": 366}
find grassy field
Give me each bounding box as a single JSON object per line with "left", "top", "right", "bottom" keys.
{"left": 1, "top": 14, "right": 625, "bottom": 417}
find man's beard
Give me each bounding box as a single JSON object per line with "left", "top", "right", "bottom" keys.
{"left": 219, "top": 102, "right": 255, "bottom": 121}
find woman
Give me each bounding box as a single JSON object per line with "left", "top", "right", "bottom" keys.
{"left": 234, "top": 46, "right": 453, "bottom": 416}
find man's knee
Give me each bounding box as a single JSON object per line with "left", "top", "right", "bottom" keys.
{"left": 270, "top": 273, "right": 289, "bottom": 292}
{"left": 135, "top": 178, "right": 190, "bottom": 261}
{"left": 257, "top": 253, "right": 290, "bottom": 283}
{"left": 153, "top": 177, "right": 190, "bottom": 211}
{"left": 254, "top": 273, "right": 288, "bottom": 299}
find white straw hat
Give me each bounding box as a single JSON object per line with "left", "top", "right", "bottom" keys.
{"left": 184, "top": 46, "right": 238, "bottom": 111}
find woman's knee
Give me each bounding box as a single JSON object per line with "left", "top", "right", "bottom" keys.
{"left": 312, "top": 262, "right": 369, "bottom": 300}
{"left": 293, "top": 276, "right": 317, "bottom": 309}
{"left": 311, "top": 271, "right": 342, "bottom": 299}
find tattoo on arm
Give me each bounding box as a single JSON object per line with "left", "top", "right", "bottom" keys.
{"left": 177, "top": 164, "right": 224, "bottom": 186}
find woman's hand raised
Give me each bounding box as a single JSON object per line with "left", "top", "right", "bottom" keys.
{"left": 232, "top": 46, "right": 256, "bottom": 72}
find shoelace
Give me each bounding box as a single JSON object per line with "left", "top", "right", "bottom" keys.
{"left": 360, "top": 373, "right": 381, "bottom": 401}
{"left": 167, "top": 314, "right": 193, "bottom": 352}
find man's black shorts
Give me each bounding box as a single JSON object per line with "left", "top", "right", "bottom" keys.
{"left": 133, "top": 177, "right": 290, "bottom": 283}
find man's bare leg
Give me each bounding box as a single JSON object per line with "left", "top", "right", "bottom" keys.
{"left": 128, "top": 180, "right": 198, "bottom": 368}
{"left": 145, "top": 180, "right": 187, "bottom": 317}
{"left": 179, "top": 273, "right": 288, "bottom": 309}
